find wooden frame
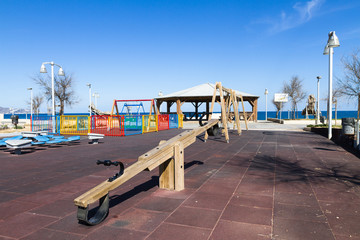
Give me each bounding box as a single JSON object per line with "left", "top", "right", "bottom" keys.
{"left": 205, "top": 82, "right": 248, "bottom": 143}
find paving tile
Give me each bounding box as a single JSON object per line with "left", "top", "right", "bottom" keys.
{"left": 334, "top": 234, "right": 360, "bottom": 240}
{"left": 274, "top": 192, "right": 318, "bottom": 207}
{"left": 15, "top": 190, "right": 72, "bottom": 205}
{"left": 0, "top": 191, "right": 23, "bottom": 203}
{"left": 236, "top": 182, "right": 274, "bottom": 196}
{"left": 221, "top": 204, "right": 272, "bottom": 226}
{"left": 197, "top": 180, "right": 237, "bottom": 197}
{"left": 182, "top": 192, "right": 230, "bottom": 210}
{"left": 83, "top": 225, "right": 148, "bottom": 240}
{"left": 46, "top": 213, "right": 99, "bottom": 235}
{"left": 19, "top": 228, "right": 84, "bottom": 240}
{"left": 210, "top": 219, "right": 271, "bottom": 240}
{"left": 165, "top": 206, "right": 221, "bottom": 229}
{"left": 149, "top": 188, "right": 195, "bottom": 199}
{"left": 0, "top": 212, "right": 58, "bottom": 239}
{"left": 325, "top": 214, "right": 360, "bottom": 238}
{"left": 135, "top": 196, "right": 183, "bottom": 212}
{"left": 109, "top": 208, "right": 168, "bottom": 232}
{"left": 315, "top": 191, "right": 360, "bottom": 203}
{"left": 275, "top": 181, "right": 313, "bottom": 194}
{"left": 274, "top": 203, "right": 326, "bottom": 222}
{"left": 29, "top": 199, "right": 77, "bottom": 218}
{"left": 0, "top": 200, "right": 39, "bottom": 220}
{"left": 230, "top": 193, "right": 273, "bottom": 209}
{"left": 273, "top": 218, "right": 335, "bottom": 240}
{"left": 146, "top": 222, "right": 211, "bottom": 240}
{"left": 319, "top": 201, "right": 360, "bottom": 217}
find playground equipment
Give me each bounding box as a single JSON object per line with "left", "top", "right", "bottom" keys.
{"left": 111, "top": 99, "right": 156, "bottom": 116}
{"left": 74, "top": 82, "right": 247, "bottom": 225}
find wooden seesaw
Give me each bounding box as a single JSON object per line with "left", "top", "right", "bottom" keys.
{"left": 74, "top": 82, "right": 248, "bottom": 225}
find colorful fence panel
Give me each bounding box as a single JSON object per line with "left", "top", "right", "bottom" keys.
{"left": 31, "top": 115, "right": 59, "bottom": 133}
{"left": 124, "top": 115, "right": 142, "bottom": 136}
{"left": 142, "top": 115, "right": 158, "bottom": 133}
{"left": 60, "top": 115, "right": 89, "bottom": 135}
{"left": 90, "top": 115, "right": 124, "bottom": 136}
{"left": 178, "top": 114, "right": 184, "bottom": 128}
{"left": 158, "top": 114, "right": 169, "bottom": 131}
{"left": 169, "top": 114, "right": 178, "bottom": 129}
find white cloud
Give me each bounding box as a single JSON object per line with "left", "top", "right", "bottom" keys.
{"left": 263, "top": 0, "right": 325, "bottom": 34}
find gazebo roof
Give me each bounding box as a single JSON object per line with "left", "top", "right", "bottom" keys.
{"left": 156, "top": 83, "right": 259, "bottom": 101}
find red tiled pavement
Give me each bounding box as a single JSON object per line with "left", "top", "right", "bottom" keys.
{"left": 0, "top": 129, "right": 359, "bottom": 239}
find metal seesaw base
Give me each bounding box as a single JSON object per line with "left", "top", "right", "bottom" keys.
{"left": 77, "top": 160, "right": 125, "bottom": 225}
{"left": 77, "top": 194, "right": 109, "bottom": 226}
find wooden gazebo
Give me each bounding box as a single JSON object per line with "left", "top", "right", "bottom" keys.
{"left": 155, "top": 83, "right": 259, "bottom": 121}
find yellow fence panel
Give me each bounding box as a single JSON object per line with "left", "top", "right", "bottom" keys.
{"left": 142, "top": 115, "right": 158, "bottom": 133}
{"left": 178, "top": 114, "right": 183, "bottom": 128}
{"left": 60, "top": 115, "right": 90, "bottom": 135}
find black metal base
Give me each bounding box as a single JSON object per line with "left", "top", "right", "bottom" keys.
{"left": 77, "top": 194, "right": 109, "bottom": 226}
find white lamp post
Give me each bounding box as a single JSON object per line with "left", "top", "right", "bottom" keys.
{"left": 92, "top": 92, "right": 99, "bottom": 109}
{"left": 323, "top": 31, "right": 340, "bottom": 139}
{"left": 40, "top": 62, "right": 65, "bottom": 132}
{"left": 86, "top": 83, "right": 92, "bottom": 116}
{"left": 264, "top": 89, "right": 268, "bottom": 121}
{"left": 27, "top": 88, "right": 33, "bottom": 120}
{"left": 316, "top": 76, "right": 321, "bottom": 124}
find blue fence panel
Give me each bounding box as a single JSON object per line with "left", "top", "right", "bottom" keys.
{"left": 169, "top": 114, "right": 178, "bottom": 129}
{"left": 124, "top": 115, "right": 143, "bottom": 136}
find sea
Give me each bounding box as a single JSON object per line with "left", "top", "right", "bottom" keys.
{"left": 4, "top": 110, "right": 359, "bottom": 121}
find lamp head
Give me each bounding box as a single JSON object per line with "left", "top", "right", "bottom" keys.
{"left": 27, "top": 88, "right": 32, "bottom": 90}
{"left": 40, "top": 64, "right": 47, "bottom": 73}
{"left": 264, "top": 89, "right": 268, "bottom": 95}
{"left": 58, "top": 67, "right": 65, "bottom": 76}
{"left": 323, "top": 43, "right": 330, "bottom": 55}
{"left": 86, "top": 83, "right": 91, "bottom": 88}
{"left": 328, "top": 31, "right": 340, "bottom": 48}
{"left": 317, "top": 76, "right": 322, "bottom": 80}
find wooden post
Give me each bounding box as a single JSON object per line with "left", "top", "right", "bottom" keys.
{"left": 206, "top": 101, "right": 209, "bottom": 120}
{"left": 156, "top": 100, "right": 162, "bottom": 115}
{"left": 174, "top": 142, "right": 184, "bottom": 191}
{"left": 232, "top": 90, "right": 242, "bottom": 135}
{"left": 159, "top": 158, "right": 175, "bottom": 190}
{"left": 205, "top": 83, "right": 219, "bottom": 141}
{"left": 176, "top": 99, "right": 183, "bottom": 115}
{"left": 167, "top": 102, "right": 172, "bottom": 114}
{"left": 240, "top": 95, "right": 248, "bottom": 130}
{"left": 159, "top": 141, "right": 184, "bottom": 191}
{"left": 218, "top": 83, "right": 229, "bottom": 142}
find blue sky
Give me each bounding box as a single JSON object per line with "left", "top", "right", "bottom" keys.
{"left": 1, "top": 0, "right": 360, "bottom": 113}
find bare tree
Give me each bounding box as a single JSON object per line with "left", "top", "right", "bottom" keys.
{"left": 336, "top": 49, "right": 360, "bottom": 119}
{"left": 33, "top": 73, "right": 78, "bottom": 115}
{"left": 282, "top": 76, "right": 306, "bottom": 119}
{"left": 27, "top": 95, "right": 43, "bottom": 114}
{"left": 33, "top": 95, "right": 43, "bottom": 114}
{"left": 272, "top": 98, "right": 282, "bottom": 118}
{"left": 322, "top": 88, "right": 343, "bottom": 124}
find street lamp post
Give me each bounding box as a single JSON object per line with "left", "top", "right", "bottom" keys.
{"left": 27, "top": 88, "right": 33, "bottom": 122}
{"left": 323, "top": 31, "right": 340, "bottom": 139}
{"left": 316, "top": 76, "right": 321, "bottom": 124}
{"left": 264, "top": 89, "right": 268, "bottom": 121}
{"left": 40, "top": 62, "right": 65, "bottom": 132}
{"left": 86, "top": 84, "right": 92, "bottom": 116}
{"left": 92, "top": 92, "right": 99, "bottom": 109}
